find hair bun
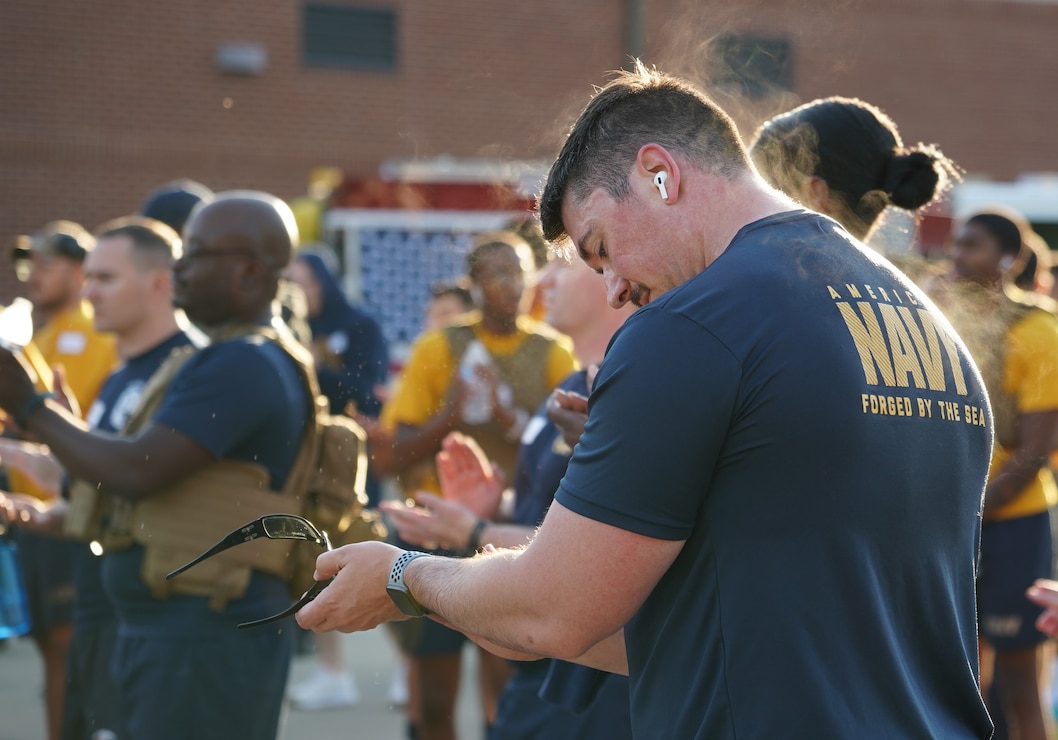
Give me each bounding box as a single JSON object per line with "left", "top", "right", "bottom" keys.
{"left": 882, "top": 149, "right": 944, "bottom": 211}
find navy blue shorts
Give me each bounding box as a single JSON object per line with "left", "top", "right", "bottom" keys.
{"left": 978, "top": 510, "right": 1054, "bottom": 651}
{"left": 387, "top": 610, "right": 467, "bottom": 657}
{"left": 13, "top": 528, "right": 76, "bottom": 638}
{"left": 61, "top": 620, "right": 126, "bottom": 740}
{"left": 490, "top": 660, "right": 632, "bottom": 740}
{"left": 113, "top": 627, "right": 292, "bottom": 740}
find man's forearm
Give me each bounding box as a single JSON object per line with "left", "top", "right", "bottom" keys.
{"left": 459, "top": 622, "right": 629, "bottom": 675}
{"left": 23, "top": 408, "right": 211, "bottom": 500}
{"left": 19, "top": 404, "right": 117, "bottom": 486}
{"left": 480, "top": 522, "right": 534, "bottom": 550}
{"left": 406, "top": 547, "right": 607, "bottom": 661}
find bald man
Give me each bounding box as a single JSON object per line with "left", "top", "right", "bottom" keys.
{"left": 0, "top": 192, "right": 311, "bottom": 740}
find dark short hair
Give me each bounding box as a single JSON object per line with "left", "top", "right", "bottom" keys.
{"left": 966, "top": 212, "right": 1026, "bottom": 259}
{"left": 538, "top": 62, "right": 750, "bottom": 245}
{"left": 95, "top": 215, "right": 182, "bottom": 266}
{"left": 465, "top": 230, "right": 533, "bottom": 282}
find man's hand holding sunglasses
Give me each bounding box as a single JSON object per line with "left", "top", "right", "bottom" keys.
{"left": 295, "top": 539, "right": 555, "bottom": 667}
{"left": 295, "top": 540, "right": 430, "bottom": 632}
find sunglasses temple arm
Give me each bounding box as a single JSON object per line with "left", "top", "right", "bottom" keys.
{"left": 237, "top": 577, "right": 333, "bottom": 630}
{"left": 164, "top": 536, "right": 242, "bottom": 580}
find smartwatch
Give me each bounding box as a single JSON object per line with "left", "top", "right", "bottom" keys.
{"left": 387, "top": 551, "right": 432, "bottom": 617}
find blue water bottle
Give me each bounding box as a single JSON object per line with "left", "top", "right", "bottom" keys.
{"left": 0, "top": 525, "right": 30, "bottom": 639}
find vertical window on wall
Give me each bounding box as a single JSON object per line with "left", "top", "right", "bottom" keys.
{"left": 712, "top": 35, "right": 792, "bottom": 98}
{"left": 302, "top": 4, "right": 397, "bottom": 70}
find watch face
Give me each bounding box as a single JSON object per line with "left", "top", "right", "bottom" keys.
{"left": 387, "top": 585, "right": 426, "bottom": 618}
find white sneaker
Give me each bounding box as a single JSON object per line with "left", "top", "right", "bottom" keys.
{"left": 288, "top": 667, "right": 360, "bottom": 710}
{"left": 386, "top": 661, "right": 409, "bottom": 706}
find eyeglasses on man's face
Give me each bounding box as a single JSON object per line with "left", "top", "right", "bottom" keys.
{"left": 177, "top": 246, "right": 259, "bottom": 262}
{"left": 166, "top": 513, "right": 333, "bottom": 629}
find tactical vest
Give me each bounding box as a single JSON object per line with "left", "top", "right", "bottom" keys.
{"left": 444, "top": 324, "right": 555, "bottom": 483}
{"left": 65, "top": 325, "right": 328, "bottom": 610}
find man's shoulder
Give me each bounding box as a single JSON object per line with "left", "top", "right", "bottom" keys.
{"left": 183, "top": 334, "right": 301, "bottom": 387}
{"left": 730, "top": 208, "right": 836, "bottom": 246}
{"left": 140, "top": 330, "right": 198, "bottom": 361}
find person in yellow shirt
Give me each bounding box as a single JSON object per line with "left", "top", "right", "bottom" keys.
{"left": 386, "top": 235, "right": 574, "bottom": 493}
{"left": 936, "top": 210, "right": 1058, "bottom": 740}
{"left": 384, "top": 231, "right": 575, "bottom": 740}
{"left": 366, "top": 281, "right": 474, "bottom": 497}
{"left": 13, "top": 222, "right": 117, "bottom": 415}
{"left": 6, "top": 221, "right": 117, "bottom": 740}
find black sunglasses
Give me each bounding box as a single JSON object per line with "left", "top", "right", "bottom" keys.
{"left": 166, "top": 513, "right": 333, "bottom": 630}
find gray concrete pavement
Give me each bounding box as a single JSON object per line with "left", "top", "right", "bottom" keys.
{"left": 0, "top": 627, "right": 484, "bottom": 740}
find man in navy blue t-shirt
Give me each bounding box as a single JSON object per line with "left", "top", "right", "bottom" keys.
{"left": 0, "top": 194, "right": 311, "bottom": 740}
{"left": 296, "top": 67, "right": 994, "bottom": 739}
{"left": 75, "top": 217, "right": 197, "bottom": 740}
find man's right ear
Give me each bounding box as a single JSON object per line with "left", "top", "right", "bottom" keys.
{"left": 636, "top": 144, "right": 679, "bottom": 204}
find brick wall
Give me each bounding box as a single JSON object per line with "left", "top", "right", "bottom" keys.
{"left": 645, "top": 0, "right": 1058, "bottom": 180}
{"left": 2, "top": 0, "right": 1056, "bottom": 302}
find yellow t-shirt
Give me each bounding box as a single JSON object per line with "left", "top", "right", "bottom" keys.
{"left": 30, "top": 300, "right": 117, "bottom": 415}
{"left": 988, "top": 308, "right": 1058, "bottom": 521}
{"left": 388, "top": 315, "right": 574, "bottom": 427}
{"left": 386, "top": 314, "right": 576, "bottom": 493}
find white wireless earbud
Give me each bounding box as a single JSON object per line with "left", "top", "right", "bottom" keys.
{"left": 653, "top": 171, "right": 669, "bottom": 201}
{"left": 999, "top": 255, "right": 1015, "bottom": 271}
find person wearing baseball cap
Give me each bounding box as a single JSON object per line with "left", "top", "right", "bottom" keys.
{"left": 10, "top": 221, "right": 116, "bottom": 413}
{"left": 12, "top": 220, "right": 93, "bottom": 281}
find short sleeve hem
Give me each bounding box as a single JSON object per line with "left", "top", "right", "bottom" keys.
{"left": 556, "top": 483, "right": 692, "bottom": 541}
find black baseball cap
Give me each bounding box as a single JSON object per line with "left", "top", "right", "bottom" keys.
{"left": 11, "top": 221, "right": 94, "bottom": 280}
{"left": 140, "top": 179, "right": 214, "bottom": 234}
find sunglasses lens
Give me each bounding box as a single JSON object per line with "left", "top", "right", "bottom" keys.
{"left": 260, "top": 515, "right": 320, "bottom": 544}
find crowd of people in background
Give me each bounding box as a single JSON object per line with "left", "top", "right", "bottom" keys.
{"left": 2, "top": 62, "right": 1058, "bottom": 740}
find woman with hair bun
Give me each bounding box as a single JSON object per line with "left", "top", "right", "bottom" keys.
{"left": 938, "top": 206, "right": 1058, "bottom": 740}
{"left": 750, "top": 96, "right": 960, "bottom": 241}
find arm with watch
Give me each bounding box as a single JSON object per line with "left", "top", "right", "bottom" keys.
{"left": 296, "top": 501, "right": 685, "bottom": 676}
{"left": 385, "top": 546, "right": 626, "bottom": 674}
